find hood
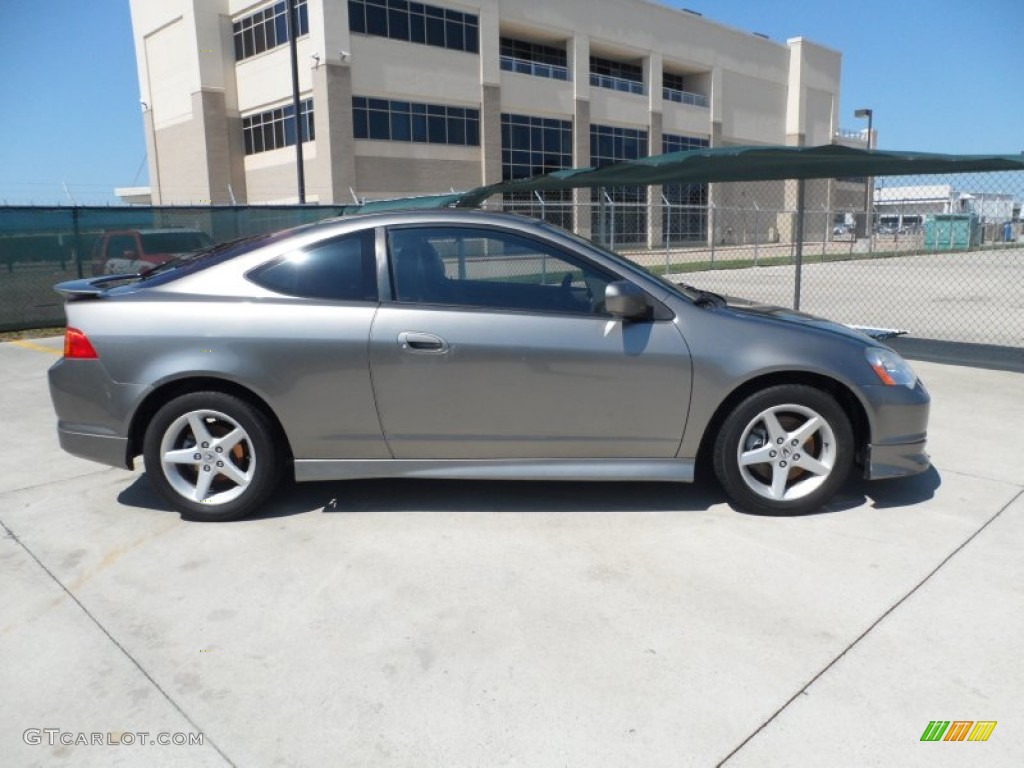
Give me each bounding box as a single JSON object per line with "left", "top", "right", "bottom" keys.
{"left": 721, "top": 295, "right": 879, "bottom": 344}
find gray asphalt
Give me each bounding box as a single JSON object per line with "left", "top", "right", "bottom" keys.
{"left": 1, "top": 337, "right": 1021, "bottom": 767}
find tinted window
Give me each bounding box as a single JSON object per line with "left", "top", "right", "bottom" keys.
{"left": 250, "top": 230, "right": 377, "bottom": 302}
{"left": 387, "top": 226, "right": 614, "bottom": 316}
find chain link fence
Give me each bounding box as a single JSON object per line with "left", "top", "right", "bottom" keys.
{"left": 0, "top": 205, "right": 346, "bottom": 331}
{"left": 2, "top": 172, "right": 1021, "bottom": 350}
{"left": 493, "top": 171, "right": 1024, "bottom": 348}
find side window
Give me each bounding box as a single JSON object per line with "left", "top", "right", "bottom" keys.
{"left": 387, "top": 226, "right": 614, "bottom": 315}
{"left": 248, "top": 229, "right": 377, "bottom": 302}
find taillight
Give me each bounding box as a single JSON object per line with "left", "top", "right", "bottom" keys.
{"left": 64, "top": 327, "right": 98, "bottom": 359}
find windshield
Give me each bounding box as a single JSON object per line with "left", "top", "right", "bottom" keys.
{"left": 139, "top": 231, "right": 214, "bottom": 254}
{"left": 537, "top": 221, "right": 704, "bottom": 301}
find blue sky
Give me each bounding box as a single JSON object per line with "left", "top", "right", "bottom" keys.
{"left": 0, "top": 0, "right": 1020, "bottom": 204}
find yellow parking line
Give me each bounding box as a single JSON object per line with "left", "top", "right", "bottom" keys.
{"left": 9, "top": 339, "right": 62, "bottom": 356}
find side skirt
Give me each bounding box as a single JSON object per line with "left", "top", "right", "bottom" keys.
{"left": 293, "top": 458, "right": 695, "bottom": 484}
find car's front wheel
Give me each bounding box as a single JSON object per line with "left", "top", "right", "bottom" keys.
{"left": 713, "top": 384, "right": 854, "bottom": 515}
{"left": 142, "top": 391, "right": 282, "bottom": 521}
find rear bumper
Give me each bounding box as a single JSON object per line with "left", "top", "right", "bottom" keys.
{"left": 48, "top": 358, "right": 144, "bottom": 470}
{"left": 866, "top": 438, "right": 929, "bottom": 480}
{"left": 57, "top": 427, "right": 132, "bottom": 470}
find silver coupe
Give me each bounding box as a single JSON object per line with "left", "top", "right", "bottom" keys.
{"left": 49, "top": 210, "right": 929, "bottom": 521}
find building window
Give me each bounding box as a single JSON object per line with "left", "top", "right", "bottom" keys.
{"left": 501, "top": 114, "right": 573, "bottom": 229}
{"left": 662, "top": 72, "right": 708, "bottom": 107}
{"left": 233, "top": 0, "right": 309, "bottom": 62}
{"left": 500, "top": 38, "right": 569, "bottom": 81}
{"left": 353, "top": 97, "right": 480, "bottom": 146}
{"left": 591, "top": 125, "right": 648, "bottom": 246}
{"left": 501, "top": 114, "right": 572, "bottom": 181}
{"left": 589, "top": 56, "right": 644, "bottom": 95}
{"left": 591, "top": 124, "right": 648, "bottom": 166}
{"left": 663, "top": 134, "right": 709, "bottom": 244}
{"left": 348, "top": 0, "right": 479, "bottom": 54}
{"left": 242, "top": 99, "right": 314, "bottom": 155}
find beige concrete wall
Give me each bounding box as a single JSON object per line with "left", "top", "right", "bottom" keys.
{"left": 499, "top": 72, "right": 574, "bottom": 118}
{"left": 243, "top": 155, "right": 312, "bottom": 203}
{"left": 719, "top": 71, "right": 787, "bottom": 143}
{"left": 590, "top": 90, "right": 651, "bottom": 129}
{"left": 572, "top": 98, "right": 592, "bottom": 238}
{"left": 480, "top": 84, "right": 503, "bottom": 186}
{"left": 786, "top": 37, "right": 841, "bottom": 147}
{"left": 235, "top": 43, "right": 315, "bottom": 114}
{"left": 309, "top": 62, "right": 356, "bottom": 203}
{"left": 349, "top": 35, "right": 480, "bottom": 104}
{"left": 196, "top": 90, "right": 237, "bottom": 204}
{"left": 131, "top": 0, "right": 846, "bottom": 205}
{"left": 662, "top": 102, "right": 712, "bottom": 139}
{"left": 152, "top": 118, "right": 212, "bottom": 203}
{"left": 832, "top": 182, "right": 868, "bottom": 212}
{"left": 354, "top": 156, "right": 481, "bottom": 198}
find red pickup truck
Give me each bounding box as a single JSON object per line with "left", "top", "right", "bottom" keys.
{"left": 90, "top": 228, "right": 213, "bottom": 276}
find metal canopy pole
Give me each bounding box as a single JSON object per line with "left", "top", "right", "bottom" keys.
{"left": 287, "top": 0, "right": 306, "bottom": 204}
{"left": 793, "top": 178, "right": 806, "bottom": 310}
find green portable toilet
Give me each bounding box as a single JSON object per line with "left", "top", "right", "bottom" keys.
{"left": 924, "top": 214, "right": 980, "bottom": 250}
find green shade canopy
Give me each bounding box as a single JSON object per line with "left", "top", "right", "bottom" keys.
{"left": 339, "top": 145, "right": 1024, "bottom": 214}
{"left": 339, "top": 191, "right": 469, "bottom": 216}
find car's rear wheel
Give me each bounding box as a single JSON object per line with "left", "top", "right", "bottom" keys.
{"left": 713, "top": 384, "right": 854, "bottom": 515}
{"left": 143, "top": 391, "right": 281, "bottom": 521}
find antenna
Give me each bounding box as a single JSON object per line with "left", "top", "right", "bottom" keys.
{"left": 62, "top": 181, "right": 78, "bottom": 206}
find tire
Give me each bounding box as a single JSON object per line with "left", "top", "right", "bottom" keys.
{"left": 713, "top": 384, "right": 854, "bottom": 516}
{"left": 142, "top": 391, "right": 282, "bottom": 522}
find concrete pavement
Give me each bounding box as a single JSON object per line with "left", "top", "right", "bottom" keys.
{"left": 1, "top": 337, "right": 1021, "bottom": 767}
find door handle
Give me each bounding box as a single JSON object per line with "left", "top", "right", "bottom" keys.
{"left": 397, "top": 331, "right": 449, "bottom": 354}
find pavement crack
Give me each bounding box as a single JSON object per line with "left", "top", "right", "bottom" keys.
{"left": 0, "top": 516, "right": 237, "bottom": 768}
{"left": 716, "top": 486, "right": 1024, "bottom": 767}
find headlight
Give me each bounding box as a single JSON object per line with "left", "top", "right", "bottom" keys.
{"left": 865, "top": 348, "right": 917, "bottom": 388}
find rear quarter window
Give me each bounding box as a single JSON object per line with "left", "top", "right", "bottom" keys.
{"left": 248, "top": 229, "right": 378, "bottom": 302}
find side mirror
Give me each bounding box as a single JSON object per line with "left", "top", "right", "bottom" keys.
{"left": 605, "top": 280, "right": 649, "bottom": 320}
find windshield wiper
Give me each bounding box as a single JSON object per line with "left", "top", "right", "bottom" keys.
{"left": 674, "top": 280, "right": 726, "bottom": 308}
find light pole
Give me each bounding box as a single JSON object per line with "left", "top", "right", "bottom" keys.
{"left": 854, "top": 108, "right": 873, "bottom": 240}
{"left": 287, "top": 0, "right": 306, "bottom": 204}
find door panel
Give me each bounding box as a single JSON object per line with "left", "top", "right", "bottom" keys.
{"left": 369, "top": 306, "right": 691, "bottom": 459}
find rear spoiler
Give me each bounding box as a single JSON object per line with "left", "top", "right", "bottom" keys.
{"left": 53, "top": 274, "right": 136, "bottom": 300}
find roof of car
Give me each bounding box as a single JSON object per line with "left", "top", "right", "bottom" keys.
{"left": 319, "top": 207, "right": 543, "bottom": 230}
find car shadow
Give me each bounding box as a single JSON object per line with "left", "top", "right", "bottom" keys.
{"left": 854, "top": 465, "right": 942, "bottom": 509}
{"left": 731, "top": 465, "right": 942, "bottom": 517}
{"left": 117, "top": 473, "right": 729, "bottom": 519}
{"left": 117, "top": 466, "right": 941, "bottom": 521}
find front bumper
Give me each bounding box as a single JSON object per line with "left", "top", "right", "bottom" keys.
{"left": 860, "top": 377, "right": 931, "bottom": 480}
{"left": 866, "top": 438, "right": 929, "bottom": 479}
